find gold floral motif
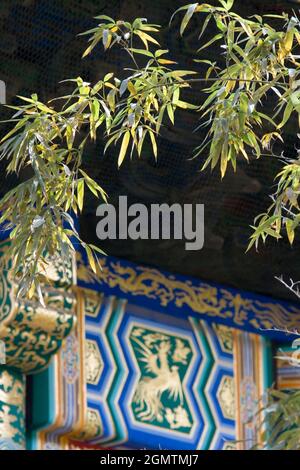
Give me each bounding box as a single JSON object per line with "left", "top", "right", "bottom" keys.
{"left": 217, "top": 375, "right": 236, "bottom": 421}
{"left": 76, "top": 408, "right": 102, "bottom": 441}
{"left": 165, "top": 406, "right": 192, "bottom": 429}
{"left": 85, "top": 340, "right": 103, "bottom": 385}
{"left": 213, "top": 324, "right": 233, "bottom": 353}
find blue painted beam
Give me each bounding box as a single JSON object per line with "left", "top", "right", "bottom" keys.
{"left": 77, "top": 251, "right": 300, "bottom": 342}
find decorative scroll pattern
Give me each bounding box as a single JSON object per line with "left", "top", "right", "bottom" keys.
{"left": 0, "top": 240, "right": 76, "bottom": 373}
{"left": 77, "top": 254, "right": 300, "bottom": 337}
{"left": 0, "top": 366, "right": 25, "bottom": 449}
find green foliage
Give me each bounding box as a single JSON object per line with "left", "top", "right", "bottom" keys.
{"left": 173, "top": 1, "right": 300, "bottom": 250}
{"left": 257, "top": 387, "right": 300, "bottom": 450}
{"left": 0, "top": 16, "right": 195, "bottom": 299}
{"left": 2, "top": 1, "right": 300, "bottom": 298}
{"left": 80, "top": 16, "right": 161, "bottom": 56}
{"left": 0, "top": 82, "right": 108, "bottom": 300}
{"left": 251, "top": 338, "right": 300, "bottom": 450}
{"left": 81, "top": 16, "right": 197, "bottom": 166}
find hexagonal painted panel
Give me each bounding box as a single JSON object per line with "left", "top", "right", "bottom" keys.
{"left": 85, "top": 340, "right": 103, "bottom": 386}
{"left": 217, "top": 375, "right": 236, "bottom": 421}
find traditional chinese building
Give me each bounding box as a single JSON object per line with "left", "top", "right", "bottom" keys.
{"left": 0, "top": 0, "right": 300, "bottom": 451}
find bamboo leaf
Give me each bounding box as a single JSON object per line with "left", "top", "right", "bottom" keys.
{"left": 158, "top": 58, "right": 177, "bottom": 65}
{"left": 77, "top": 179, "right": 84, "bottom": 212}
{"left": 278, "top": 101, "right": 293, "bottom": 129}
{"left": 118, "top": 131, "right": 130, "bottom": 167}
{"left": 197, "top": 33, "right": 223, "bottom": 52}
{"left": 180, "top": 3, "right": 199, "bottom": 36}
{"left": 85, "top": 244, "right": 97, "bottom": 273}
{"left": 128, "top": 48, "right": 154, "bottom": 58}
{"left": 149, "top": 131, "right": 157, "bottom": 159}
{"left": 286, "top": 219, "right": 295, "bottom": 244}
{"left": 167, "top": 103, "right": 174, "bottom": 124}
{"left": 127, "top": 81, "right": 137, "bottom": 95}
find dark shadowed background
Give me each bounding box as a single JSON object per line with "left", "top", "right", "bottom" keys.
{"left": 0, "top": 0, "right": 299, "bottom": 302}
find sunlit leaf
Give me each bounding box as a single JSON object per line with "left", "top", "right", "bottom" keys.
{"left": 118, "top": 131, "right": 130, "bottom": 167}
